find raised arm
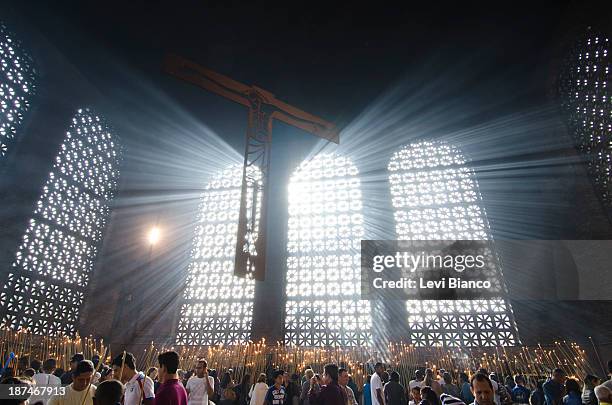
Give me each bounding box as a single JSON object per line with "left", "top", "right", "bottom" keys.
{"left": 206, "top": 374, "right": 214, "bottom": 397}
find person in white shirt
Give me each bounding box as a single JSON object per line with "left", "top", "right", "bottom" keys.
{"left": 409, "top": 370, "right": 424, "bottom": 392}
{"left": 30, "top": 358, "right": 62, "bottom": 405}
{"left": 91, "top": 355, "right": 102, "bottom": 385}
{"left": 48, "top": 360, "right": 97, "bottom": 405}
{"left": 251, "top": 373, "right": 270, "bottom": 405}
{"left": 594, "top": 360, "right": 612, "bottom": 405}
{"left": 186, "top": 359, "right": 215, "bottom": 405}
{"left": 370, "top": 362, "right": 385, "bottom": 405}
{"left": 438, "top": 370, "right": 447, "bottom": 386}
{"left": 111, "top": 352, "right": 155, "bottom": 405}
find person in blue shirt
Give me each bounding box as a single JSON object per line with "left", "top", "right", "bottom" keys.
{"left": 562, "top": 379, "right": 582, "bottom": 405}
{"left": 581, "top": 374, "right": 599, "bottom": 405}
{"left": 459, "top": 373, "right": 474, "bottom": 405}
{"left": 543, "top": 369, "right": 566, "bottom": 405}
{"left": 530, "top": 380, "right": 546, "bottom": 405}
{"left": 364, "top": 375, "right": 372, "bottom": 405}
{"left": 511, "top": 376, "right": 531, "bottom": 404}
{"left": 266, "top": 370, "right": 287, "bottom": 405}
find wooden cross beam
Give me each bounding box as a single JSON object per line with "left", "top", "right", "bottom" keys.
{"left": 163, "top": 54, "right": 339, "bottom": 281}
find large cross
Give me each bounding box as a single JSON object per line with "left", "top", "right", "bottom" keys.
{"left": 164, "top": 54, "right": 339, "bottom": 281}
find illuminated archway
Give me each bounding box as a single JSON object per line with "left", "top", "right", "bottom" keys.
{"left": 560, "top": 32, "right": 612, "bottom": 206}
{"left": 1, "top": 109, "right": 121, "bottom": 336}
{"left": 175, "top": 165, "right": 261, "bottom": 345}
{"left": 284, "top": 154, "right": 371, "bottom": 346}
{"left": 388, "top": 141, "right": 518, "bottom": 346}
{"left": 0, "top": 22, "right": 36, "bottom": 158}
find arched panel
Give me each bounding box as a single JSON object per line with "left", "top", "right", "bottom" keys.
{"left": 284, "top": 154, "right": 371, "bottom": 347}
{"left": 1, "top": 108, "right": 122, "bottom": 336}
{"left": 388, "top": 141, "right": 518, "bottom": 346}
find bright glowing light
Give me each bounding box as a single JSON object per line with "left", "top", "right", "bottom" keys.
{"left": 0, "top": 109, "right": 122, "bottom": 336}
{"left": 284, "top": 154, "right": 371, "bottom": 347}
{"left": 147, "top": 227, "right": 161, "bottom": 245}
{"left": 561, "top": 33, "right": 611, "bottom": 205}
{"left": 389, "top": 141, "right": 518, "bottom": 347}
{"left": 0, "top": 22, "right": 36, "bottom": 157}
{"left": 175, "top": 165, "right": 261, "bottom": 345}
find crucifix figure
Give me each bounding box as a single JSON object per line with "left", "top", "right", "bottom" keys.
{"left": 164, "top": 54, "right": 339, "bottom": 281}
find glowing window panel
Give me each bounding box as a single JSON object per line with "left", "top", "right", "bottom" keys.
{"left": 175, "top": 165, "right": 260, "bottom": 346}
{"left": 284, "top": 154, "right": 371, "bottom": 347}
{"left": 0, "top": 22, "right": 36, "bottom": 157}
{"left": 388, "top": 141, "right": 518, "bottom": 347}
{"left": 560, "top": 32, "right": 612, "bottom": 206}
{"left": 0, "top": 109, "right": 121, "bottom": 336}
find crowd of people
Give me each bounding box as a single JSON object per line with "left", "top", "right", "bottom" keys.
{"left": 1, "top": 351, "right": 611, "bottom": 405}
{"left": 361, "top": 362, "right": 612, "bottom": 405}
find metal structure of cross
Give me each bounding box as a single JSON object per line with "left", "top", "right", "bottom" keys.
{"left": 164, "top": 54, "right": 339, "bottom": 280}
